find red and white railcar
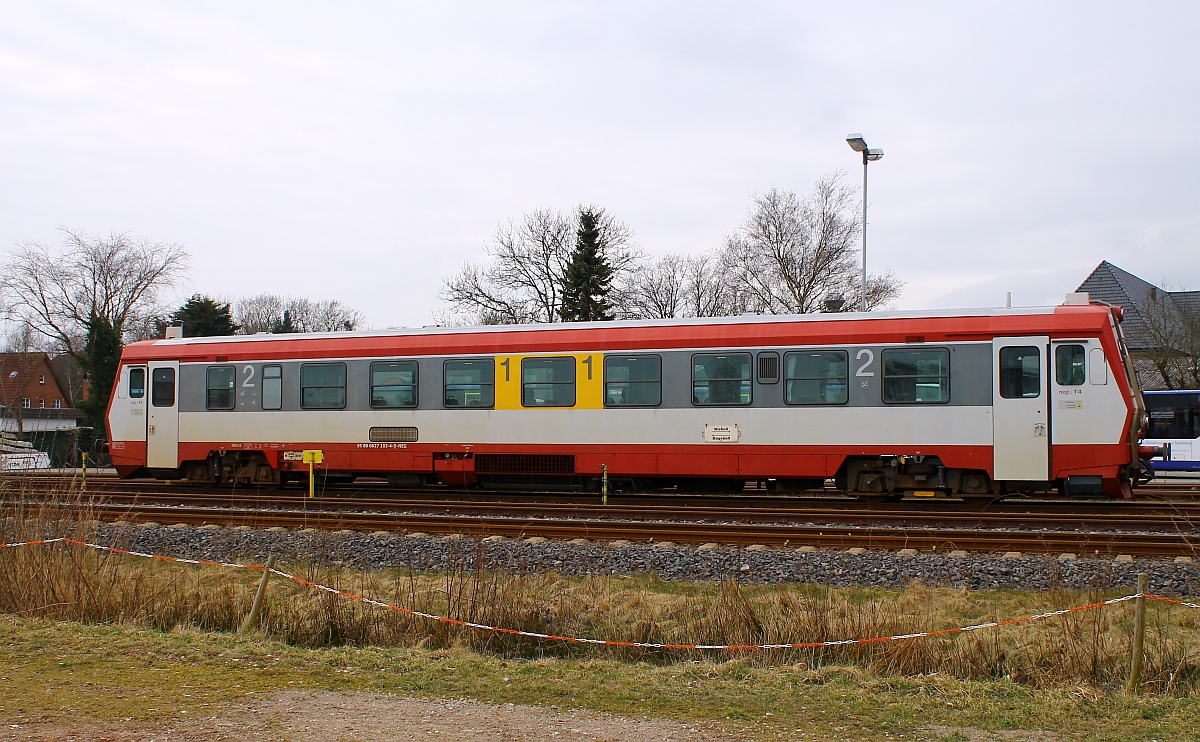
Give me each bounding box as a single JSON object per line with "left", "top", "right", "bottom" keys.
{"left": 104, "top": 297, "right": 1150, "bottom": 498}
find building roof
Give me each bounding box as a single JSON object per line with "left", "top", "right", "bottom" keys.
{"left": 1076, "top": 261, "right": 1192, "bottom": 351}
{"left": 0, "top": 352, "right": 65, "bottom": 407}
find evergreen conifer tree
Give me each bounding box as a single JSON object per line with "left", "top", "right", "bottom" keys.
{"left": 79, "top": 315, "right": 122, "bottom": 441}
{"left": 271, "top": 310, "right": 298, "bottom": 334}
{"left": 560, "top": 208, "right": 615, "bottom": 322}
{"left": 161, "top": 294, "right": 239, "bottom": 337}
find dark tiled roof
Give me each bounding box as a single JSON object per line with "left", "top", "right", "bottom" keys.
{"left": 1076, "top": 261, "right": 1188, "bottom": 351}
{"left": 1174, "top": 290, "right": 1200, "bottom": 314}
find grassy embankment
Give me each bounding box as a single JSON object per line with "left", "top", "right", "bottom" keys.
{"left": 1, "top": 483, "right": 1199, "bottom": 740}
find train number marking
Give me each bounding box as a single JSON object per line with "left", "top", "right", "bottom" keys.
{"left": 855, "top": 349, "right": 875, "bottom": 377}
{"left": 582, "top": 355, "right": 593, "bottom": 380}
{"left": 242, "top": 365, "right": 256, "bottom": 387}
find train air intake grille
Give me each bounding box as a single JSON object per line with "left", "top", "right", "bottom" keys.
{"left": 757, "top": 352, "right": 779, "bottom": 383}
{"left": 369, "top": 426, "right": 419, "bottom": 443}
{"left": 474, "top": 454, "right": 575, "bottom": 475}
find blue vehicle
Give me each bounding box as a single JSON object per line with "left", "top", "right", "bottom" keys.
{"left": 1144, "top": 390, "right": 1200, "bottom": 473}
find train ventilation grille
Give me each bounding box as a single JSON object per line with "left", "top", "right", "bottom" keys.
{"left": 474, "top": 454, "right": 575, "bottom": 475}
{"left": 757, "top": 352, "right": 780, "bottom": 383}
{"left": 369, "top": 426, "right": 418, "bottom": 443}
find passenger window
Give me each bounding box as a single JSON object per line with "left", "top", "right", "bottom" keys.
{"left": 371, "top": 361, "right": 418, "bottom": 408}
{"left": 784, "top": 351, "right": 848, "bottom": 404}
{"left": 129, "top": 367, "right": 145, "bottom": 399}
{"left": 444, "top": 359, "right": 494, "bottom": 407}
{"left": 206, "top": 366, "right": 236, "bottom": 410}
{"left": 300, "top": 363, "right": 346, "bottom": 409}
{"left": 999, "top": 347, "right": 1040, "bottom": 399}
{"left": 151, "top": 368, "right": 175, "bottom": 407}
{"left": 522, "top": 357, "right": 576, "bottom": 407}
{"left": 262, "top": 365, "right": 282, "bottom": 410}
{"left": 692, "top": 353, "right": 752, "bottom": 406}
{"left": 882, "top": 348, "right": 950, "bottom": 403}
{"left": 604, "top": 355, "right": 661, "bottom": 406}
{"left": 1055, "top": 345, "right": 1086, "bottom": 386}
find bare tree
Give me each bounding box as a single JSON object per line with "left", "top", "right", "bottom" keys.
{"left": 617, "top": 253, "right": 686, "bottom": 320}
{"left": 233, "top": 294, "right": 289, "bottom": 334}
{"left": 618, "top": 251, "right": 745, "bottom": 319}
{"left": 721, "top": 175, "right": 902, "bottom": 314}
{"left": 1139, "top": 286, "right": 1200, "bottom": 390}
{"left": 233, "top": 294, "right": 363, "bottom": 334}
{"left": 299, "top": 299, "right": 364, "bottom": 332}
{"left": 0, "top": 229, "right": 189, "bottom": 356}
{"left": 441, "top": 206, "right": 640, "bottom": 324}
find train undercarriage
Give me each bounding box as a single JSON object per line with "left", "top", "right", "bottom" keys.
{"left": 158, "top": 450, "right": 1135, "bottom": 501}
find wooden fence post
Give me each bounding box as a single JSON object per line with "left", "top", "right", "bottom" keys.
{"left": 1127, "top": 572, "right": 1149, "bottom": 694}
{"left": 238, "top": 554, "right": 277, "bottom": 636}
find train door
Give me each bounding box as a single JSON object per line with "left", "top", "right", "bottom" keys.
{"left": 146, "top": 361, "right": 179, "bottom": 469}
{"left": 992, "top": 337, "right": 1050, "bottom": 481}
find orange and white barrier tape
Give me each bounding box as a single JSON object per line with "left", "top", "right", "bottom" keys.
{"left": 2, "top": 537, "right": 1197, "bottom": 650}
{"left": 1148, "top": 595, "right": 1200, "bottom": 611}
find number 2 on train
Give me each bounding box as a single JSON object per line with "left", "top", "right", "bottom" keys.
{"left": 855, "top": 349, "right": 875, "bottom": 376}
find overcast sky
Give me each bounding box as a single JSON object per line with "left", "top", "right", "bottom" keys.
{"left": 2, "top": 2, "right": 1197, "bottom": 328}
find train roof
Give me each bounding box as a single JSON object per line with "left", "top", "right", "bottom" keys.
{"left": 120, "top": 303, "right": 1121, "bottom": 363}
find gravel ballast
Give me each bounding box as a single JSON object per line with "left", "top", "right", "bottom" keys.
{"left": 90, "top": 522, "right": 1200, "bottom": 596}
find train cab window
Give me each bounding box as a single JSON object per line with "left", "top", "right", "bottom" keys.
{"left": 999, "top": 347, "right": 1041, "bottom": 399}
{"left": 604, "top": 355, "right": 661, "bottom": 406}
{"left": 1055, "top": 345, "right": 1086, "bottom": 386}
{"left": 371, "top": 361, "right": 418, "bottom": 408}
{"left": 784, "top": 351, "right": 849, "bottom": 404}
{"left": 444, "top": 359, "right": 494, "bottom": 407}
{"left": 206, "top": 366, "right": 236, "bottom": 410}
{"left": 128, "top": 367, "right": 145, "bottom": 399}
{"left": 692, "top": 353, "right": 752, "bottom": 406}
{"left": 300, "top": 362, "right": 346, "bottom": 409}
{"left": 522, "top": 357, "right": 576, "bottom": 407}
{"left": 151, "top": 368, "right": 175, "bottom": 407}
{"left": 262, "top": 364, "right": 282, "bottom": 410}
{"left": 882, "top": 348, "right": 950, "bottom": 403}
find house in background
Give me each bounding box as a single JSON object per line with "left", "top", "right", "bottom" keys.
{"left": 1077, "top": 261, "right": 1200, "bottom": 390}
{"left": 0, "top": 352, "right": 83, "bottom": 436}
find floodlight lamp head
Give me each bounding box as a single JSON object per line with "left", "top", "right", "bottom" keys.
{"left": 865, "top": 148, "right": 884, "bottom": 161}
{"left": 846, "top": 133, "right": 867, "bottom": 152}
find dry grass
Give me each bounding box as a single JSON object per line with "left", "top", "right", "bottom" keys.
{"left": 2, "top": 476, "right": 1199, "bottom": 696}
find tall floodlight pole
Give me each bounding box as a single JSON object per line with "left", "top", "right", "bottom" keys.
{"left": 846, "top": 134, "right": 883, "bottom": 312}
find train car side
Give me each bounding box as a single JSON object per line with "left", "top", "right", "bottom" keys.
{"left": 104, "top": 303, "right": 1145, "bottom": 498}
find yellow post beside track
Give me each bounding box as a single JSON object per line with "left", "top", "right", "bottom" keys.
{"left": 302, "top": 450, "right": 324, "bottom": 498}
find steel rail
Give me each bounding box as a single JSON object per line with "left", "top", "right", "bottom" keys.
{"left": 7, "top": 475, "right": 1200, "bottom": 516}
{"left": 50, "top": 502, "right": 1200, "bottom": 557}
{"left": 17, "top": 489, "right": 1200, "bottom": 533}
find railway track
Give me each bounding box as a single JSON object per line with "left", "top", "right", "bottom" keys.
{"left": 5, "top": 473, "right": 1198, "bottom": 557}
{"left": 14, "top": 488, "right": 1200, "bottom": 533}
{"left": 9, "top": 471, "right": 1200, "bottom": 511}
{"left": 42, "top": 501, "right": 1199, "bottom": 557}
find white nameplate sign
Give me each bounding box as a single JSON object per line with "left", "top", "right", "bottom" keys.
{"left": 703, "top": 424, "right": 740, "bottom": 443}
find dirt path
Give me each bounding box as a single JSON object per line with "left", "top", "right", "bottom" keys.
{"left": 1, "top": 690, "right": 748, "bottom": 741}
